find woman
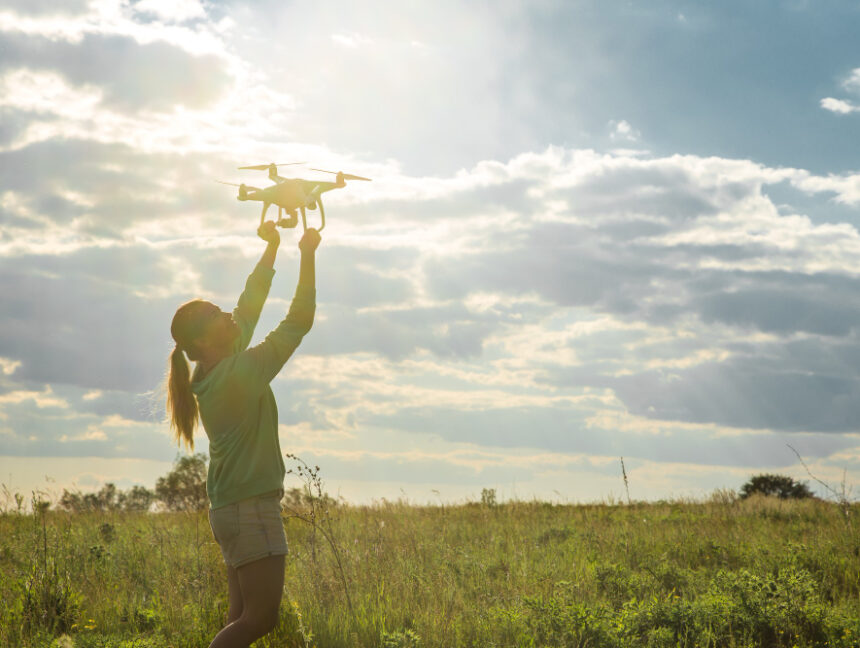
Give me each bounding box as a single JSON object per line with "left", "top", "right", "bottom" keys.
{"left": 167, "top": 221, "right": 320, "bottom": 648}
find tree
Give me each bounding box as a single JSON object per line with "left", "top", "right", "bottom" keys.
{"left": 117, "top": 485, "right": 155, "bottom": 512}
{"left": 739, "top": 473, "right": 814, "bottom": 500}
{"left": 58, "top": 483, "right": 119, "bottom": 512}
{"left": 155, "top": 453, "right": 208, "bottom": 511}
{"left": 58, "top": 489, "right": 85, "bottom": 513}
{"left": 58, "top": 483, "right": 156, "bottom": 512}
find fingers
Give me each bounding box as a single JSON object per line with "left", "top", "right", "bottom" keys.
{"left": 299, "top": 228, "right": 321, "bottom": 252}
{"left": 257, "top": 220, "right": 280, "bottom": 243}
{"left": 256, "top": 221, "right": 320, "bottom": 250}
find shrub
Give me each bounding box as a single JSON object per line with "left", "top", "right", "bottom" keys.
{"left": 739, "top": 474, "right": 814, "bottom": 500}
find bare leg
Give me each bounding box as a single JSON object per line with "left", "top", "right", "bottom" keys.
{"left": 208, "top": 554, "right": 286, "bottom": 648}
{"left": 226, "top": 564, "right": 243, "bottom": 624}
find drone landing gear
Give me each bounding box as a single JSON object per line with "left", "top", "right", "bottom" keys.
{"left": 260, "top": 202, "right": 298, "bottom": 229}
{"left": 317, "top": 196, "right": 326, "bottom": 232}
{"left": 258, "top": 200, "right": 325, "bottom": 232}
{"left": 299, "top": 197, "right": 325, "bottom": 232}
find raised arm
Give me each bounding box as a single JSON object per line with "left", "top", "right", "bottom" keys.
{"left": 231, "top": 222, "right": 281, "bottom": 352}
{"left": 297, "top": 227, "right": 318, "bottom": 290}
{"left": 257, "top": 220, "right": 280, "bottom": 270}
{"left": 231, "top": 229, "right": 321, "bottom": 393}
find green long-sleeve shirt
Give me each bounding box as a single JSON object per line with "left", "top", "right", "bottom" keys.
{"left": 191, "top": 263, "right": 315, "bottom": 509}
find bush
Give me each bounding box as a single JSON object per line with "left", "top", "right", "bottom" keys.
{"left": 739, "top": 474, "right": 814, "bottom": 500}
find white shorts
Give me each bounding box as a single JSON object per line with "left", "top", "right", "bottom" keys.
{"left": 208, "top": 489, "right": 288, "bottom": 568}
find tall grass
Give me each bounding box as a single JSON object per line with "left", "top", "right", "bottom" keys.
{"left": 1, "top": 493, "right": 859, "bottom": 647}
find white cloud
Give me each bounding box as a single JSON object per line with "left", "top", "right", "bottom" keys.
{"left": 133, "top": 0, "right": 206, "bottom": 23}
{"left": 0, "top": 386, "right": 68, "bottom": 409}
{"left": 841, "top": 68, "right": 860, "bottom": 94}
{"left": 608, "top": 119, "right": 641, "bottom": 142}
{"left": 60, "top": 428, "right": 108, "bottom": 442}
{"left": 820, "top": 68, "right": 860, "bottom": 115}
{"left": 791, "top": 170, "right": 860, "bottom": 206}
{"left": 0, "top": 67, "right": 295, "bottom": 158}
{"left": 0, "top": 1, "right": 226, "bottom": 55}
{"left": 0, "top": 358, "right": 21, "bottom": 376}
{"left": 820, "top": 97, "right": 860, "bottom": 114}
{"left": 331, "top": 31, "right": 373, "bottom": 48}
{"left": 0, "top": 68, "right": 103, "bottom": 116}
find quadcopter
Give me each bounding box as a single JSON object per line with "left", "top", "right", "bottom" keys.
{"left": 218, "top": 162, "right": 371, "bottom": 232}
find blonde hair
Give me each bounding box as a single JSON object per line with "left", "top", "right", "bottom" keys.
{"left": 167, "top": 343, "right": 198, "bottom": 450}
{"left": 167, "top": 300, "right": 209, "bottom": 450}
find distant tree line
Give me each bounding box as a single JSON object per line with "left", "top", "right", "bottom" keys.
{"left": 57, "top": 453, "right": 209, "bottom": 513}
{"left": 49, "top": 458, "right": 815, "bottom": 514}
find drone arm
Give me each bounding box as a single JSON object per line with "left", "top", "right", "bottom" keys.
{"left": 301, "top": 180, "right": 338, "bottom": 194}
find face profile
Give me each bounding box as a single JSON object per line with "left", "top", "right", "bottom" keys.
{"left": 170, "top": 300, "right": 239, "bottom": 361}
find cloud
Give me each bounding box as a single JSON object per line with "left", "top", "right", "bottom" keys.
{"left": 820, "top": 97, "right": 860, "bottom": 114}
{"left": 609, "top": 351, "right": 860, "bottom": 433}
{"left": 0, "top": 0, "right": 89, "bottom": 17}
{"left": 0, "top": 387, "right": 175, "bottom": 460}
{"left": 331, "top": 31, "right": 373, "bottom": 48}
{"left": 608, "top": 119, "right": 641, "bottom": 142}
{"left": 0, "top": 31, "right": 231, "bottom": 112}
{"left": 0, "top": 358, "right": 22, "bottom": 375}
{"left": 0, "top": 2, "right": 298, "bottom": 163}
{"left": 843, "top": 68, "right": 860, "bottom": 94}
{"left": 791, "top": 171, "right": 860, "bottom": 206}
{"left": 0, "top": 0, "right": 228, "bottom": 55}
{"left": 133, "top": 0, "right": 206, "bottom": 23}
{"left": 7, "top": 143, "right": 860, "bottom": 448}
{"left": 0, "top": 385, "right": 68, "bottom": 410}
{"left": 820, "top": 68, "right": 860, "bottom": 115}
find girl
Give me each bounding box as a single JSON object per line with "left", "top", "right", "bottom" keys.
{"left": 167, "top": 222, "right": 320, "bottom": 648}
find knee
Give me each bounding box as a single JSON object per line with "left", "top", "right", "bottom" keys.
{"left": 226, "top": 606, "right": 243, "bottom": 625}
{"left": 244, "top": 607, "right": 279, "bottom": 637}
{"left": 260, "top": 609, "right": 279, "bottom": 635}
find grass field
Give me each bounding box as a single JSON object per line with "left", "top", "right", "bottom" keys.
{"left": 1, "top": 491, "right": 859, "bottom": 648}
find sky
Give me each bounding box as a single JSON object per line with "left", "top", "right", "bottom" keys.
{"left": 2, "top": 0, "right": 860, "bottom": 506}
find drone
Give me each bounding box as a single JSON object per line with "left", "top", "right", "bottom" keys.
{"left": 217, "top": 162, "right": 371, "bottom": 232}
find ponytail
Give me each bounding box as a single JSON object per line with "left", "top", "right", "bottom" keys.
{"left": 166, "top": 344, "right": 198, "bottom": 450}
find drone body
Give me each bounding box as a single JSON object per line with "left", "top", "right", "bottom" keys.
{"left": 219, "top": 163, "right": 371, "bottom": 232}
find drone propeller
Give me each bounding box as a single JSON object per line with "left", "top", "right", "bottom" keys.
{"left": 238, "top": 162, "right": 306, "bottom": 171}
{"left": 310, "top": 168, "right": 372, "bottom": 181}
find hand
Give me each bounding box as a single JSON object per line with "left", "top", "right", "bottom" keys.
{"left": 299, "top": 228, "right": 321, "bottom": 254}
{"left": 257, "top": 220, "right": 280, "bottom": 246}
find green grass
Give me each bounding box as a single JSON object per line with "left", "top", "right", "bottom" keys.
{"left": 1, "top": 494, "right": 859, "bottom": 647}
